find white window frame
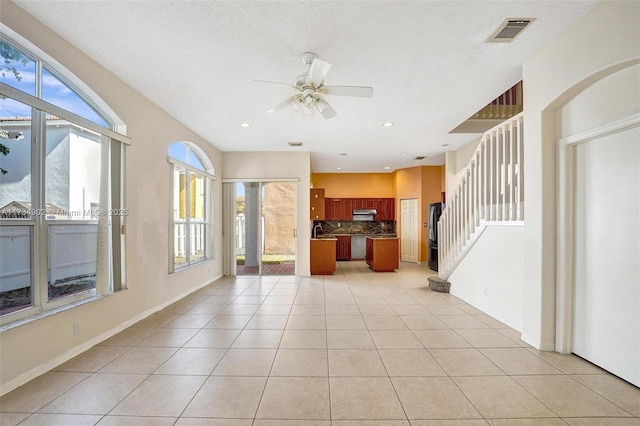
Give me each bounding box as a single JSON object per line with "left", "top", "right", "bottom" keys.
{"left": 167, "top": 143, "right": 215, "bottom": 273}
{"left": 0, "top": 34, "right": 128, "bottom": 327}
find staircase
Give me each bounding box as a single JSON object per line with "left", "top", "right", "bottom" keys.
{"left": 438, "top": 113, "right": 524, "bottom": 279}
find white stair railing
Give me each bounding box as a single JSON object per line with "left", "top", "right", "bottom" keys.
{"left": 438, "top": 113, "right": 524, "bottom": 280}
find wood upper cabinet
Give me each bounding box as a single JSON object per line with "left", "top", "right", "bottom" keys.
{"left": 317, "top": 196, "right": 395, "bottom": 221}
{"left": 327, "top": 198, "right": 352, "bottom": 220}
{"left": 310, "top": 188, "right": 325, "bottom": 220}
{"left": 340, "top": 198, "right": 353, "bottom": 220}
{"left": 324, "top": 198, "right": 332, "bottom": 220}
{"left": 378, "top": 198, "right": 395, "bottom": 220}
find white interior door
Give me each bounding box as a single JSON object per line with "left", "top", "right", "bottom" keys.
{"left": 573, "top": 126, "right": 640, "bottom": 386}
{"left": 400, "top": 198, "right": 418, "bottom": 262}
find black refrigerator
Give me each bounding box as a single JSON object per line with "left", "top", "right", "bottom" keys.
{"left": 428, "top": 202, "right": 444, "bottom": 271}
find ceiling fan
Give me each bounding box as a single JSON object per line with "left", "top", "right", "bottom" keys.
{"left": 255, "top": 52, "right": 373, "bottom": 119}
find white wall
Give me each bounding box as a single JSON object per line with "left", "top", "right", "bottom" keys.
{"left": 448, "top": 224, "right": 524, "bottom": 331}
{"left": 222, "top": 151, "right": 311, "bottom": 276}
{"left": 0, "top": 2, "right": 224, "bottom": 393}
{"left": 522, "top": 0, "right": 640, "bottom": 349}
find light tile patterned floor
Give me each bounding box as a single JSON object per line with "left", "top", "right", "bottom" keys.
{"left": 1, "top": 261, "right": 639, "bottom": 425}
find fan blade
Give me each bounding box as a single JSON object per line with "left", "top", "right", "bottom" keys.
{"left": 252, "top": 79, "right": 296, "bottom": 88}
{"left": 316, "top": 95, "right": 337, "bottom": 119}
{"left": 324, "top": 85, "right": 373, "bottom": 98}
{"left": 306, "top": 59, "right": 331, "bottom": 85}
{"left": 267, "top": 96, "right": 296, "bottom": 114}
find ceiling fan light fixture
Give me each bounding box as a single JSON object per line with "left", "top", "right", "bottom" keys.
{"left": 257, "top": 52, "right": 373, "bottom": 120}
{"left": 303, "top": 105, "right": 315, "bottom": 116}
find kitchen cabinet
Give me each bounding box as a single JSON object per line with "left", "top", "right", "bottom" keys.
{"left": 324, "top": 198, "right": 332, "bottom": 220}
{"left": 340, "top": 198, "right": 353, "bottom": 220}
{"left": 363, "top": 198, "right": 377, "bottom": 209}
{"left": 375, "top": 198, "right": 395, "bottom": 220}
{"left": 319, "top": 196, "right": 395, "bottom": 221}
{"left": 336, "top": 236, "right": 351, "bottom": 260}
{"left": 327, "top": 198, "right": 352, "bottom": 220}
{"left": 310, "top": 188, "right": 325, "bottom": 220}
{"left": 310, "top": 238, "right": 336, "bottom": 275}
{"left": 365, "top": 237, "right": 399, "bottom": 272}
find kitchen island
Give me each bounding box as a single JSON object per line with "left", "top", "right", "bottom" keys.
{"left": 310, "top": 238, "right": 337, "bottom": 275}
{"left": 365, "top": 237, "right": 399, "bottom": 272}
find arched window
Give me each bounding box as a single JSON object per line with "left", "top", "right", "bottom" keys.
{"left": 0, "top": 35, "right": 128, "bottom": 325}
{"left": 168, "top": 142, "right": 214, "bottom": 271}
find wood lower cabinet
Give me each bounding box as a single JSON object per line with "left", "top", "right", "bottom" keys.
{"left": 336, "top": 236, "right": 351, "bottom": 260}
{"left": 310, "top": 239, "right": 336, "bottom": 275}
{"left": 365, "top": 237, "right": 399, "bottom": 272}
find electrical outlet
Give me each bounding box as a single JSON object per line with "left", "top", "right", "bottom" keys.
{"left": 73, "top": 323, "right": 81, "bottom": 335}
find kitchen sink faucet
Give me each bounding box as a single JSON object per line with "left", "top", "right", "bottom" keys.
{"left": 313, "top": 223, "right": 322, "bottom": 239}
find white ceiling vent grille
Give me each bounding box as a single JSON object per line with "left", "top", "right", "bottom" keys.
{"left": 488, "top": 18, "right": 534, "bottom": 42}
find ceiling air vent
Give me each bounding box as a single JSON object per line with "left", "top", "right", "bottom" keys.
{"left": 488, "top": 18, "right": 534, "bottom": 42}
{"left": 413, "top": 156, "right": 426, "bottom": 160}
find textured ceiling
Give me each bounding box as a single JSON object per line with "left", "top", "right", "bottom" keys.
{"left": 13, "top": 0, "right": 598, "bottom": 172}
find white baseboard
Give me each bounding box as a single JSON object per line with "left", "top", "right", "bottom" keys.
{"left": 0, "top": 274, "right": 222, "bottom": 396}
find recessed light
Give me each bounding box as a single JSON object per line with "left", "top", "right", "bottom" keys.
{"left": 336, "top": 167, "right": 342, "bottom": 170}
{"left": 383, "top": 122, "right": 394, "bottom": 127}
{"left": 339, "top": 152, "right": 348, "bottom": 156}
{"left": 441, "top": 143, "right": 449, "bottom": 147}
{"left": 288, "top": 141, "right": 303, "bottom": 147}
{"left": 240, "top": 122, "right": 251, "bottom": 128}
{"left": 384, "top": 166, "right": 390, "bottom": 170}
{"left": 400, "top": 152, "right": 408, "bottom": 156}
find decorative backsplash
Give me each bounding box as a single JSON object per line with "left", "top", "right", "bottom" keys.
{"left": 313, "top": 220, "right": 396, "bottom": 236}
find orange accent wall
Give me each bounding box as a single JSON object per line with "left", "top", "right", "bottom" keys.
{"left": 311, "top": 173, "right": 395, "bottom": 198}
{"left": 394, "top": 166, "right": 444, "bottom": 263}
{"left": 421, "top": 166, "right": 445, "bottom": 262}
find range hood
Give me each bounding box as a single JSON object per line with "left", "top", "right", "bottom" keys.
{"left": 352, "top": 209, "right": 377, "bottom": 221}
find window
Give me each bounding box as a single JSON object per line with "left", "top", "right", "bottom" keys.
{"left": 168, "top": 142, "right": 214, "bottom": 271}
{"left": 0, "top": 36, "right": 128, "bottom": 324}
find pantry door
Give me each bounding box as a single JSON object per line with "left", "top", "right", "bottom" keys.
{"left": 400, "top": 198, "right": 418, "bottom": 262}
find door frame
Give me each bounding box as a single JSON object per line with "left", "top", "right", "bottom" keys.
{"left": 222, "top": 178, "right": 298, "bottom": 276}
{"left": 555, "top": 113, "right": 640, "bottom": 353}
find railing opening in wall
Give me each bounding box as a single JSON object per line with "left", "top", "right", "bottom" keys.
{"left": 438, "top": 113, "right": 524, "bottom": 279}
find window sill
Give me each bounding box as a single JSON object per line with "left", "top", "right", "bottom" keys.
{"left": 171, "top": 258, "right": 210, "bottom": 274}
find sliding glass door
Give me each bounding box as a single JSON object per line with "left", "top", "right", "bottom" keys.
{"left": 233, "top": 181, "right": 296, "bottom": 275}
